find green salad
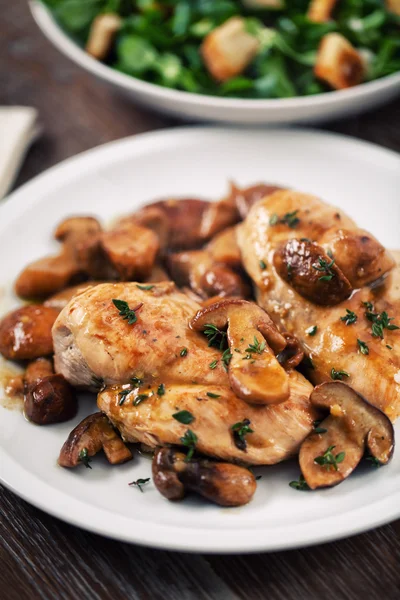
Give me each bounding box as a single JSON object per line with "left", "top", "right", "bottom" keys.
{"left": 42, "top": 0, "right": 400, "bottom": 98}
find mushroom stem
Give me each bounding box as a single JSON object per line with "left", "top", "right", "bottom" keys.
{"left": 152, "top": 447, "right": 257, "bottom": 507}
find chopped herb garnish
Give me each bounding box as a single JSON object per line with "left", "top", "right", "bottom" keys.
{"left": 173, "top": 410, "right": 195, "bottom": 424}
{"left": 326, "top": 248, "right": 334, "bottom": 259}
{"left": 209, "top": 359, "right": 218, "bottom": 370}
{"left": 180, "top": 347, "right": 188, "bottom": 357}
{"left": 131, "top": 377, "right": 143, "bottom": 387}
{"left": 255, "top": 475, "right": 262, "bottom": 481}
{"left": 222, "top": 348, "right": 232, "bottom": 371}
{"left": 366, "top": 456, "right": 381, "bottom": 467}
{"left": 269, "top": 213, "right": 279, "bottom": 226}
{"left": 119, "top": 388, "right": 132, "bottom": 405}
{"left": 91, "top": 376, "right": 105, "bottom": 390}
{"left": 289, "top": 474, "right": 309, "bottom": 491}
{"left": 341, "top": 309, "right": 358, "bottom": 326}
{"left": 129, "top": 477, "right": 150, "bottom": 492}
{"left": 306, "top": 325, "right": 317, "bottom": 336}
{"left": 134, "top": 394, "right": 148, "bottom": 406}
{"left": 78, "top": 448, "right": 92, "bottom": 469}
{"left": 206, "top": 392, "right": 220, "bottom": 398}
{"left": 269, "top": 210, "right": 300, "bottom": 229}
{"left": 314, "top": 426, "right": 328, "bottom": 434}
{"left": 302, "top": 356, "right": 315, "bottom": 370}
{"left": 386, "top": 345, "right": 393, "bottom": 350}
{"left": 366, "top": 310, "right": 400, "bottom": 339}
{"left": 157, "top": 383, "right": 166, "bottom": 396}
{"left": 314, "top": 445, "right": 345, "bottom": 471}
{"left": 245, "top": 336, "right": 266, "bottom": 355}
{"left": 313, "top": 257, "right": 335, "bottom": 282}
{"left": 287, "top": 263, "right": 293, "bottom": 279}
{"left": 231, "top": 419, "right": 254, "bottom": 452}
{"left": 259, "top": 260, "right": 267, "bottom": 270}
{"left": 203, "top": 324, "right": 227, "bottom": 350}
{"left": 362, "top": 301, "right": 374, "bottom": 311}
{"left": 180, "top": 429, "right": 198, "bottom": 461}
{"left": 357, "top": 339, "right": 369, "bottom": 355}
{"left": 301, "top": 237, "right": 311, "bottom": 242}
{"left": 136, "top": 284, "right": 155, "bottom": 291}
{"left": 112, "top": 299, "right": 142, "bottom": 325}
{"left": 331, "top": 368, "right": 350, "bottom": 381}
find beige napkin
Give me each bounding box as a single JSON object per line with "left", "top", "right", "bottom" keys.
{"left": 0, "top": 107, "right": 41, "bottom": 200}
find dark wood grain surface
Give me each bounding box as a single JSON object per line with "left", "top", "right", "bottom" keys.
{"left": 1, "top": 2, "right": 400, "bottom": 599}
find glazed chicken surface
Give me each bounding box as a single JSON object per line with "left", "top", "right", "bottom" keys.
{"left": 238, "top": 190, "right": 400, "bottom": 420}
{"left": 53, "top": 281, "right": 316, "bottom": 464}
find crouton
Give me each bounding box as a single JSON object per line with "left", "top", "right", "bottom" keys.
{"left": 386, "top": 0, "right": 400, "bottom": 16}
{"left": 314, "top": 33, "right": 365, "bottom": 90}
{"left": 86, "top": 14, "right": 122, "bottom": 60}
{"left": 307, "top": 0, "right": 338, "bottom": 23}
{"left": 201, "top": 17, "right": 260, "bottom": 82}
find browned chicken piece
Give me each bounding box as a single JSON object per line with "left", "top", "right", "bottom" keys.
{"left": 238, "top": 189, "right": 400, "bottom": 419}
{"left": 168, "top": 249, "right": 251, "bottom": 300}
{"left": 307, "top": 0, "right": 338, "bottom": 22}
{"left": 98, "top": 370, "right": 315, "bottom": 466}
{"left": 53, "top": 282, "right": 224, "bottom": 389}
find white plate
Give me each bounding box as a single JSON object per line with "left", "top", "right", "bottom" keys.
{"left": 30, "top": 1, "right": 400, "bottom": 125}
{"left": 0, "top": 127, "right": 399, "bottom": 553}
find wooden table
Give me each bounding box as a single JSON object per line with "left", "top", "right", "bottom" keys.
{"left": 1, "top": 2, "right": 400, "bottom": 599}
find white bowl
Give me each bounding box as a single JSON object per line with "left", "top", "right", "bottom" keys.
{"left": 30, "top": 1, "right": 400, "bottom": 125}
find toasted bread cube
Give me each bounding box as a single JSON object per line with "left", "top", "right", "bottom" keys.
{"left": 86, "top": 14, "right": 122, "bottom": 60}
{"left": 314, "top": 33, "right": 365, "bottom": 90}
{"left": 242, "top": 0, "right": 284, "bottom": 8}
{"left": 201, "top": 17, "right": 260, "bottom": 82}
{"left": 386, "top": 0, "right": 400, "bottom": 16}
{"left": 307, "top": 0, "right": 338, "bottom": 22}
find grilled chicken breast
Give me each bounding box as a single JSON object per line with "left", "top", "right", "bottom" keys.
{"left": 98, "top": 370, "right": 315, "bottom": 465}
{"left": 238, "top": 190, "right": 400, "bottom": 419}
{"left": 53, "top": 281, "right": 224, "bottom": 388}
{"left": 53, "top": 281, "right": 317, "bottom": 463}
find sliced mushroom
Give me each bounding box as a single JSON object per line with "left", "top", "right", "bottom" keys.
{"left": 0, "top": 305, "right": 59, "bottom": 360}
{"left": 207, "top": 226, "right": 242, "bottom": 269}
{"left": 100, "top": 222, "right": 160, "bottom": 281}
{"left": 227, "top": 182, "right": 284, "bottom": 219}
{"left": 24, "top": 358, "right": 77, "bottom": 425}
{"left": 278, "top": 333, "right": 304, "bottom": 370}
{"left": 54, "top": 216, "right": 102, "bottom": 244}
{"left": 190, "top": 299, "right": 289, "bottom": 405}
{"left": 58, "top": 412, "right": 132, "bottom": 468}
{"left": 152, "top": 447, "right": 256, "bottom": 507}
{"left": 134, "top": 195, "right": 239, "bottom": 251}
{"left": 273, "top": 238, "right": 352, "bottom": 306}
{"left": 134, "top": 198, "right": 210, "bottom": 250}
{"left": 15, "top": 252, "right": 84, "bottom": 299}
{"left": 168, "top": 250, "right": 250, "bottom": 299}
{"left": 319, "top": 228, "right": 395, "bottom": 288}
{"left": 119, "top": 206, "right": 169, "bottom": 250}
{"left": 299, "top": 382, "right": 394, "bottom": 489}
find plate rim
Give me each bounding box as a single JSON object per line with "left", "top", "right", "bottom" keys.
{"left": 1, "top": 125, "right": 400, "bottom": 553}
{"left": 30, "top": 0, "right": 400, "bottom": 112}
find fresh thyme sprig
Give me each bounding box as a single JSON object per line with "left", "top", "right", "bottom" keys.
{"left": 112, "top": 299, "right": 143, "bottom": 325}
